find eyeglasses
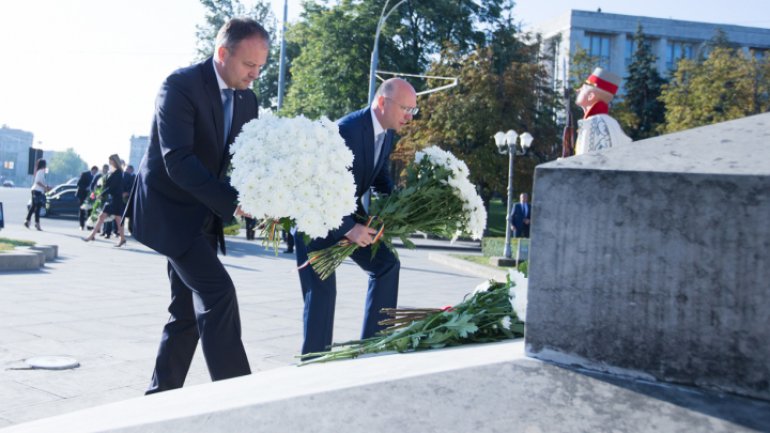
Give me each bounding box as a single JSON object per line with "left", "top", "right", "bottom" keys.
{"left": 385, "top": 97, "right": 419, "bottom": 115}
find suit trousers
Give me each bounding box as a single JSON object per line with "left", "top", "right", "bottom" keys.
{"left": 146, "top": 233, "right": 251, "bottom": 394}
{"left": 296, "top": 234, "right": 400, "bottom": 355}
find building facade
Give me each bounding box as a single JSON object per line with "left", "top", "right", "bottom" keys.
{"left": 538, "top": 10, "right": 770, "bottom": 93}
{"left": 128, "top": 135, "right": 149, "bottom": 169}
{"left": 0, "top": 126, "right": 34, "bottom": 187}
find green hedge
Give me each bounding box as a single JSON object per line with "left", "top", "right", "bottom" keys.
{"left": 481, "top": 237, "right": 529, "bottom": 275}
{"left": 482, "top": 237, "right": 525, "bottom": 257}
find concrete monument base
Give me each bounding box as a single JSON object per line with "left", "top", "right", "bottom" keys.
{"left": 1, "top": 341, "right": 767, "bottom": 433}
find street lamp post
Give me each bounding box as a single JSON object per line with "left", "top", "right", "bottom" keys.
{"left": 368, "top": 0, "right": 408, "bottom": 104}
{"left": 276, "top": 0, "right": 288, "bottom": 110}
{"left": 494, "top": 130, "right": 534, "bottom": 259}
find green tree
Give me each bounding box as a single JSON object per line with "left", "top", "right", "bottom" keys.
{"left": 615, "top": 25, "right": 666, "bottom": 140}
{"left": 195, "top": 0, "right": 281, "bottom": 109}
{"left": 282, "top": 0, "right": 513, "bottom": 120}
{"left": 660, "top": 46, "right": 770, "bottom": 133}
{"left": 47, "top": 148, "right": 87, "bottom": 185}
{"left": 396, "top": 31, "right": 561, "bottom": 205}
{"left": 565, "top": 44, "right": 597, "bottom": 128}
{"left": 704, "top": 28, "right": 733, "bottom": 55}
{"left": 281, "top": 2, "right": 373, "bottom": 118}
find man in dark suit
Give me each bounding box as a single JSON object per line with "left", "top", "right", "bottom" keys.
{"left": 76, "top": 166, "right": 97, "bottom": 230}
{"left": 511, "top": 193, "right": 531, "bottom": 238}
{"left": 127, "top": 18, "right": 269, "bottom": 394}
{"left": 121, "top": 164, "right": 136, "bottom": 199}
{"left": 89, "top": 164, "right": 107, "bottom": 192}
{"left": 295, "top": 78, "right": 418, "bottom": 355}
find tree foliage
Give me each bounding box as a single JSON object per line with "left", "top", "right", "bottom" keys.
{"left": 282, "top": 0, "right": 514, "bottom": 120}
{"left": 614, "top": 25, "right": 666, "bottom": 140}
{"left": 660, "top": 46, "right": 770, "bottom": 133}
{"left": 565, "top": 44, "right": 596, "bottom": 127}
{"left": 281, "top": 1, "right": 375, "bottom": 119}
{"left": 47, "top": 148, "right": 87, "bottom": 185}
{"left": 395, "top": 28, "right": 561, "bottom": 203}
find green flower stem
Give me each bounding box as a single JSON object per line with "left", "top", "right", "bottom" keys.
{"left": 299, "top": 279, "right": 523, "bottom": 365}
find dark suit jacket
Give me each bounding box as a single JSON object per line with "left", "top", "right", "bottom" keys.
{"left": 102, "top": 169, "right": 125, "bottom": 216}
{"left": 323, "top": 107, "right": 394, "bottom": 244}
{"left": 122, "top": 171, "right": 136, "bottom": 195}
{"left": 128, "top": 57, "right": 259, "bottom": 258}
{"left": 76, "top": 171, "right": 93, "bottom": 202}
{"left": 511, "top": 202, "right": 530, "bottom": 234}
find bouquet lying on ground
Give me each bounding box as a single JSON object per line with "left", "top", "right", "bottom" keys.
{"left": 307, "top": 146, "right": 487, "bottom": 279}
{"left": 230, "top": 112, "right": 357, "bottom": 249}
{"left": 300, "top": 277, "right": 524, "bottom": 364}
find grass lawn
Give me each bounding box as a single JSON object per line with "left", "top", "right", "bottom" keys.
{"left": 0, "top": 237, "right": 35, "bottom": 252}
{"left": 451, "top": 254, "right": 517, "bottom": 270}
{"left": 487, "top": 198, "right": 507, "bottom": 237}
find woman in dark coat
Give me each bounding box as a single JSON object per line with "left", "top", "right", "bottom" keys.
{"left": 83, "top": 154, "right": 127, "bottom": 247}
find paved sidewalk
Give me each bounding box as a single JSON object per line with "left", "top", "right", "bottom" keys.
{"left": 0, "top": 189, "right": 496, "bottom": 427}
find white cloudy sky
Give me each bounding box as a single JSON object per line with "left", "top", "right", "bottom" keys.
{"left": 0, "top": 0, "right": 767, "bottom": 166}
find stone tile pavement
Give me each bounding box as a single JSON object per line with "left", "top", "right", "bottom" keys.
{"left": 0, "top": 189, "right": 495, "bottom": 427}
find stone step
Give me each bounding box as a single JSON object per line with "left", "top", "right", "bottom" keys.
{"left": 29, "top": 244, "right": 57, "bottom": 261}
{"left": 0, "top": 248, "right": 44, "bottom": 271}
{"left": 0, "top": 341, "right": 767, "bottom": 433}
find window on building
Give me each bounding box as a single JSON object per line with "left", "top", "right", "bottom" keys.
{"left": 666, "top": 41, "right": 695, "bottom": 70}
{"left": 583, "top": 33, "right": 611, "bottom": 69}
{"left": 625, "top": 37, "right": 657, "bottom": 69}
{"left": 625, "top": 38, "right": 636, "bottom": 69}
{"left": 750, "top": 47, "right": 767, "bottom": 60}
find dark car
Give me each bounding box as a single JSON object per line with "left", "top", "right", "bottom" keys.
{"left": 46, "top": 189, "right": 82, "bottom": 217}
{"left": 27, "top": 188, "right": 81, "bottom": 218}
{"left": 47, "top": 183, "right": 77, "bottom": 197}
{"left": 2, "top": 180, "right": 14, "bottom": 187}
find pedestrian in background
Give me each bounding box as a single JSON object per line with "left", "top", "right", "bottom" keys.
{"left": 83, "top": 154, "right": 127, "bottom": 247}
{"left": 77, "top": 166, "right": 98, "bottom": 230}
{"left": 511, "top": 193, "right": 531, "bottom": 238}
{"left": 24, "top": 159, "right": 50, "bottom": 231}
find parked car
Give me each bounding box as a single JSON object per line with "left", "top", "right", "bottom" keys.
{"left": 26, "top": 187, "right": 81, "bottom": 218}
{"left": 45, "top": 189, "right": 81, "bottom": 218}
{"left": 2, "top": 180, "right": 14, "bottom": 188}
{"left": 47, "top": 183, "right": 77, "bottom": 197}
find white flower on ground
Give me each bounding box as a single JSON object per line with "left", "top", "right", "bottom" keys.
{"left": 501, "top": 316, "right": 512, "bottom": 330}
{"left": 473, "top": 280, "right": 491, "bottom": 293}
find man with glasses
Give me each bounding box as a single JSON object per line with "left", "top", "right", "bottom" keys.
{"left": 294, "top": 77, "right": 418, "bottom": 356}
{"left": 574, "top": 67, "right": 631, "bottom": 155}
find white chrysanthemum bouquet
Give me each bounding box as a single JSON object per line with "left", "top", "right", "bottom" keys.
{"left": 230, "top": 112, "right": 357, "bottom": 247}
{"left": 307, "top": 146, "right": 487, "bottom": 280}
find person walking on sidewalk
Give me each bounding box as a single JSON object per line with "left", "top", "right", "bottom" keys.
{"left": 82, "top": 154, "right": 127, "bottom": 247}
{"left": 24, "top": 159, "right": 50, "bottom": 231}
{"left": 127, "top": 18, "right": 269, "bottom": 394}
{"left": 76, "top": 166, "right": 98, "bottom": 230}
